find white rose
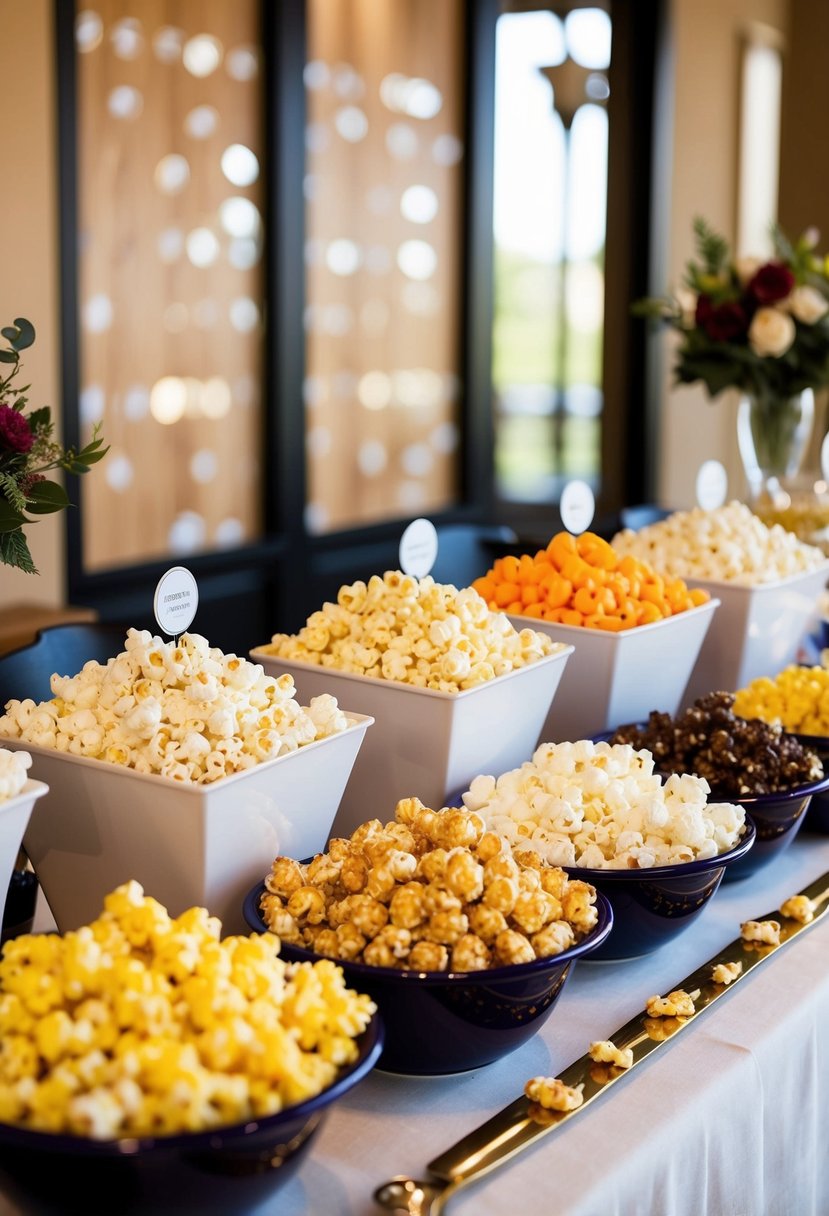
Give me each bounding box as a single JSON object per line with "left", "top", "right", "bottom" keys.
{"left": 735, "top": 255, "right": 763, "bottom": 286}
{"left": 787, "top": 285, "right": 829, "bottom": 325}
{"left": 748, "top": 307, "right": 796, "bottom": 357}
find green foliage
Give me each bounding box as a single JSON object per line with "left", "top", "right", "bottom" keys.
{"left": 0, "top": 316, "right": 108, "bottom": 572}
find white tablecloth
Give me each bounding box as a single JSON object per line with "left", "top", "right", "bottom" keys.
{"left": 5, "top": 832, "right": 829, "bottom": 1216}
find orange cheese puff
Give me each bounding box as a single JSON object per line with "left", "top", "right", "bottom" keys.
{"left": 689, "top": 588, "right": 710, "bottom": 606}
{"left": 573, "top": 586, "right": 607, "bottom": 616}
{"left": 540, "top": 575, "right": 573, "bottom": 609}
{"left": 521, "top": 583, "right": 541, "bottom": 607}
{"left": 576, "top": 532, "right": 616, "bottom": 571}
{"left": 560, "top": 553, "right": 598, "bottom": 589}
{"left": 498, "top": 554, "right": 521, "bottom": 583}
{"left": 592, "top": 616, "right": 627, "bottom": 632}
{"left": 472, "top": 576, "right": 496, "bottom": 602}
{"left": 547, "top": 531, "right": 577, "bottom": 570}
{"left": 522, "top": 603, "right": 545, "bottom": 619}
{"left": 637, "top": 601, "right": 663, "bottom": 626}
{"left": 559, "top": 608, "right": 584, "bottom": 627}
{"left": 494, "top": 582, "right": 521, "bottom": 608}
{"left": 506, "top": 601, "right": 523, "bottom": 614}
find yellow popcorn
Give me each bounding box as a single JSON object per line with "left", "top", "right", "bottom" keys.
{"left": 711, "top": 961, "right": 742, "bottom": 985}
{"left": 645, "top": 989, "right": 696, "bottom": 1018}
{"left": 734, "top": 664, "right": 829, "bottom": 736}
{"left": 779, "top": 894, "right": 816, "bottom": 924}
{"left": 0, "top": 883, "right": 375, "bottom": 1139}
{"left": 587, "top": 1039, "right": 634, "bottom": 1070}
{"left": 524, "top": 1074, "right": 584, "bottom": 1112}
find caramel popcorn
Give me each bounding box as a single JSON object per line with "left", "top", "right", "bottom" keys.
{"left": 645, "top": 989, "right": 696, "bottom": 1018}
{"left": 711, "top": 961, "right": 742, "bottom": 985}
{"left": 740, "top": 919, "right": 781, "bottom": 946}
{"left": 779, "top": 895, "right": 816, "bottom": 925}
{"left": 0, "top": 882, "right": 375, "bottom": 1138}
{"left": 587, "top": 1040, "right": 634, "bottom": 1070}
{"left": 524, "top": 1075, "right": 584, "bottom": 1112}
{"left": 0, "top": 747, "right": 31, "bottom": 801}
{"left": 463, "top": 739, "right": 746, "bottom": 869}
{"left": 0, "top": 629, "right": 350, "bottom": 785}
{"left": 260, "top": 798, "right": 600, "bottom": 971}
{"left": 612, "top": 501, "right": 826, "bottom": 585}
{"left": 261, "top": 571, "right": 564, "bottom": 692}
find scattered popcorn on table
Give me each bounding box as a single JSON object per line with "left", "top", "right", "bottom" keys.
{"left": 587, "top": 1040, "right": 634, "bottom": 1070}
{"left": 259, "top": 798, "right": 599, "bottom": 971}
{"left": 0, "top": 882, "right": 375, "bottom": 1138}
{"left": 779, "top": 894, "right": 816, "bottom": 924}
{"left": 612, "top": 501, "right": 826, "bottom": 585}
{"left": 0, "top": 748, "right": 31, "bottom": 801}
{"left": 740, "top": 919, "right": 781, "bottom": 947}
{"left": 261, "top": 571, "right": 563, "bottom": 692}
{"left": 524, "top": 1075, "right": 584, "bottom": 1112}
{"left": 733, "top": 665, "right": 829, "bottom": 737}
{"left": 0, "top": 630, "right": 350, "bottom": 784}
{"left": 711, "top": 961, "right": 742, "bottom": 986}
{"left": 462, "top": 739, "right": 746, "bottom": 869}
{"left": 645, "top": 989, "right": 696, "bottom": 1018}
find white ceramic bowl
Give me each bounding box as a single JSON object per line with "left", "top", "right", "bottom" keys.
{"left": 250, "top": 647, "right": 573, "bottom": 837}
{"left": 681, "top": 561, "right": 829, "bottom": 705}
{"left": 507, "top": 598, "right": 719, "bottom": 742}
{"left": 2, "top": 717, "right": 372, "bottom": 934}
{"left": 0, "top": 779, "right": 48, "bottom": 927}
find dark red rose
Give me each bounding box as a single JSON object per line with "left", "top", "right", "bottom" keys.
{"left": 695, "top": 296, "right": 748, "bottom": 341}
{"left": 747, "top": 261, "right": 795, "bottom": 305}
{"left": 0, "top": 404, "right": 34, "bottom": 454}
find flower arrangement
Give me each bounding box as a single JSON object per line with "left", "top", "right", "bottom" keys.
{"left": 634, "top": 218, "right": 829, "bottom": 400}
{"left": 0, "top": 317, "right": 106, "bottom": 573}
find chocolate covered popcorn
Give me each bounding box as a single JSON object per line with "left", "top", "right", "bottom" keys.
{"left": 262, "top": 571, "right": 563, "bottom": 692}
{"left": 259, "top": 798, "right": 599, "bottom": 971}
{"left": 0, "top": 629, "right": 350, "bottom": 784}
{"left": 612, "top": 501, "right": 826, "bottom": 585}
{"left": 462, "top": 739, "right": 746, "bottom": 870}
{"left": 0, "top": 748, "right": 31, "bottom": 801}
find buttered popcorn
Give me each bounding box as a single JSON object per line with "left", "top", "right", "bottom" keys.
{"left": 0, "top": 630, "right": 349, "bottom": 784}
{"left": 260, "top": 798, "right": 599, "bottom": 971}
{"left": 0, "top": 748, "right": 31, "bottom": 801}
{"left": 524, "top": 1075, "right": 584, "bottom": 1112}
{"left": 612, "top": 501, "right": 825, "bottom": 585}
{"left": 462, "top": 740, "right": 746, "bottom": 870}
{"left": 262, "top": 571, "right": 562, "bottom": 692}
{"left": 0, "top": 882, "right": 375, "bottom": 1138}
{"left": 711, "top": 961, "right": 742, "bottom": 985}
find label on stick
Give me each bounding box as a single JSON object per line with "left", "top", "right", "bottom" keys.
{"left": 399, "top": 518, "right": 438, "bottom": 577}
{"left": 154, "top": 566, "right": 199, "bottom": 636}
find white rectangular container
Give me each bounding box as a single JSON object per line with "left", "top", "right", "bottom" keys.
{"left": 508, "top": 598, "right": 719, "bottom": 742}
{"left": 6, "top": 716, "right": 372, "bottom": 933}
{"left": 0, "top": 779, "right": 48, "bottom": 928}
{"left": 250, "top": 648, "right": 573, "bottom": 837}
{"left": 682, "top": 562, "right": 829, "bottom": 704}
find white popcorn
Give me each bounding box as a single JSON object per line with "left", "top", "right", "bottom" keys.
{"left": 0, "top": 632, "right": 350, "bottom": 785}
{"left": 463, "top": 740, "right": 746, "bottom": 869}
{"left": 263, "top": 571, "right": 563, "bottom": 692}
{"left": 612, "top": 501, "right": 826, "bottom": 585}
{"left": 0, "top": 748, "right": 31, "bottom": 800}
{"left": 779, "top": 894, "right": 815, "bottom": 925}
{"left": 740, "top": 919, "right": 781, "bottom": 946}
{"left": 712, "top": 961, "right": 742, "bottom": 985}
{"left": 588, "top": 1040, "right": 634, "bottom": 1070}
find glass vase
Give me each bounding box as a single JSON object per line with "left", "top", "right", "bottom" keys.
{"left": 737, "top": 386, "right": 814, "bottom": 498}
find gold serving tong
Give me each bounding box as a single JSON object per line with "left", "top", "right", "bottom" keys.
{"left": 374, "top": 869, "right": 829, "bottom": 1214}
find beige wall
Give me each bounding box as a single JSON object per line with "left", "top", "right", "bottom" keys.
{"left": 656, "top": 0, "right": 790, "bottom": 508}
{"left": 0, "top": 0, "right": 62, "bottom": 608}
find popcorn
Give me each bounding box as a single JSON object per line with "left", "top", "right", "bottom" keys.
{"left": 0, "top": 748, "right": 31, "bottom": 801}
{"left": 645, "top": 989, "right": 696, "bottom": 1018}
{"left": 587, "top": 1040, "right": 634, "bottom": 1070}
{"left": 0, "top": 630, "right": 350, "bottom": 785}
{"left": 463, "top": 740, "right": 746, "bottom": 869}
{"left": 612, "top": 501, "right": 826, "bottom": 585}
{"left": 261, "top": 571, "right": 564, "bottom": 692}
{"left": 711, "top": 961, "right": 742, "bottom": 985}
{"left": 524, "top": 1075, "right": 584, "bottom": 1112}
{"left": 0, "top": 882, "right": 375, "bottom": 1137}
{"left": 740, "top": 919, "right": 781, "bottom": 946}
{"left": 779, "top": 895, "right": 816, "bottom": 925}
{"left": 260, "top": 798, "right": 599, "bottom": 971}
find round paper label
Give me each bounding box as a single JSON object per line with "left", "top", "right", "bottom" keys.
{"left": 153, "top": 567, "right": 199, "bottom": 636}
{"left": 560, "top": 480, "right": 595, "bottom": 535}
{"left": 695, "top": 460, "right": 728, "bottom": 510}
{"left": 399, "top": 518, "right": 438, "bottom": 578}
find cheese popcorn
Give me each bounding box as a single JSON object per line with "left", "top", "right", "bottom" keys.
{"left": 260, "top": 798, "right": 599, "bottom": 971}
{"left": 612, "top": 501, "right": 826, "bottom": 585}
{"left": 740, "top": 919, "right": 781, "bottom": 946}
{"left": 0, "top": 630, "right": 350, "bottom": 784}
{"left": 587, "top": 1039, "right": 634, "bottom": 1070}
{"left": 0, "top": 882, "right": 375, "bottom": 1138}
{"left": 262, "top": 571, "right": 564, "bottom": 691}
{"left": 711, "top": 961, "right": 742, "bottom": 986}
{"left": 524, "top": 1075, "right": 584, "bottom": 1112}
{"left": 0, "top": 748, "right": 31, "bottom": 801}
{"left": 462, "top": 740, "right": 746, "bottom": 869}
{"left": 733, "top": 664, "right": 829, "bottom": 737}
{"left": 645, "top": 989, "right": 696, "bottom": 1018}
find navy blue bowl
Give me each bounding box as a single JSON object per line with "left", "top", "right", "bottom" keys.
{"left": 244, "top": 883, "right": 612, "bottom": 1076}
{"left": 795, "top": 734, "right": 829, "bottom": 834}
{"left": 0, "top": 1017, "right": 383, "bottom": 1216}
{"left": 563, "top": 819, "right": 756, "bottom": 961}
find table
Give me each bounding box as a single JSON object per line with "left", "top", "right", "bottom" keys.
{"left": 3, "top": 832, "right": 829, "bottom": 1216}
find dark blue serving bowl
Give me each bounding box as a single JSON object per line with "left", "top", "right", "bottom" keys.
{"left": 0, "top": 1016, "right": 383, "bottom": 1216}
{"left": 244, "top": 882, "right": 612, "bottom": 1076}
{"left": 795, "top": 734, "right": 829, "bottom": 834}
{"left": 563, "top": 818, "right": 756, "bottom": 961}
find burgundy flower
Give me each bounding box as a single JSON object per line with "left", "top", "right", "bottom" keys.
{"left": 695, "top": 296, "right": 748, "bottom": 342}
{"left": 747, "top": 261, "right": 795, "bottom": 305}
{"left": 0, "top": 404, "right": 34, "bottom": 454}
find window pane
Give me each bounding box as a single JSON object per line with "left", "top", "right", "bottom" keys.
{"left": 76, "top": 2, "right": 263, "bottom": 570}
{"left": 304, "top": 0, "right": 464, "bottom": 534}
